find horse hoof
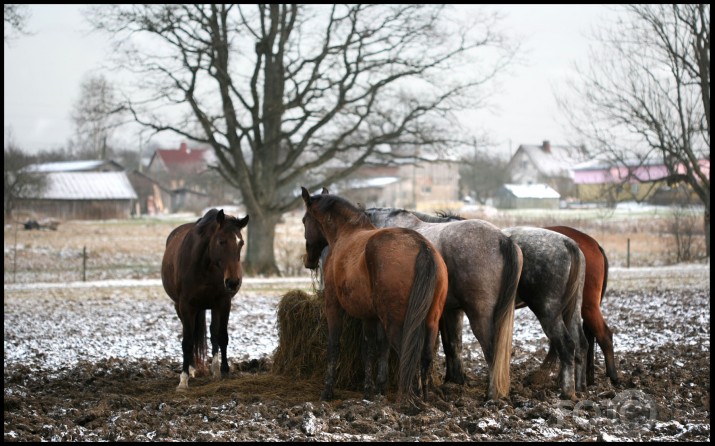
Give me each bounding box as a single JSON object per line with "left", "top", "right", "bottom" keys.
{"left": 560, "top": 391, "right": 578, "bottom": 402}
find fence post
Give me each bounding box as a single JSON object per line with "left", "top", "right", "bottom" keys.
{"left": 13, "top": 222, "right": 18, "bottom": 283}
{"left": 82, "top": 246, "right": 87, "bottom": 282}
{"left": 627, "top": 238, "right": 630, "bottom": 269}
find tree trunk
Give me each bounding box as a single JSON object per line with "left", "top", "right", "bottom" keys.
{"left": 243, "top": 209, "right": 282, "bottom": 276}
{"left": 704, "top": 207, "right": 710, "bottom": 259}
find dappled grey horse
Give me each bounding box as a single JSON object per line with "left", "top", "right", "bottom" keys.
{"left": 364, "top": 207, "right": 523, "bottom": 401}
{"left": 500, "top": 226, "right": 588, "bottom": 400}
{"left": 405, "top": 210, "right": 588, "bottom": 400}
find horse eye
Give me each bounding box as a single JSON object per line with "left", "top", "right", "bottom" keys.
{"left": 219, "top": 239, "right": 227, "bottom": 246}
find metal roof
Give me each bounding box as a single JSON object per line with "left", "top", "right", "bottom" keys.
{"left": 502, "top": 183, "right": 560, "bottom": 199}
{"left": 22, "top": 160, "right": 124, "bottom": 173}
{"left": 37, "top": 172, "right": 138, "bottom": 200}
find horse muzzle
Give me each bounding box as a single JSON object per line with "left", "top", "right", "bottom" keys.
{"left": 224, "top": 277, "right": 242, "bottom": 292}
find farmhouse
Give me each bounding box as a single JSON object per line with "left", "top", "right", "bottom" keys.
{"left": 331, "top": 154, "right": 462, "bottom": 212}
{"left": 14, "top": 171, "right": 138, "bottom": 220}
{"left": 144, "top": 141, "right": 237, "bottom": 212}
{"left": 505, "top": 140, "right": 583, "bottom": 199}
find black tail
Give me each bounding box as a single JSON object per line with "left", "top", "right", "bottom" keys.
{"left": 598, "top": 244, "right": 609, "bottom": 306}
{"left": 399, "top": 240, "right": 436, "bottom": 400}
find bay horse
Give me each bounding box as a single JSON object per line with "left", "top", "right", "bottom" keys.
{"left": 364, "top": 207, "right": 523, "bottom": 401}
{"left": 410, "top": 211, "right": 587, "bottom": 400}
{"left": 300, "top": 187, "right": 448, "bottom": 404}
{"left": 544, "top": 226, "right": 618, "bottom": 386}
{"left": 161, "top": 208, "right": 249, "bottom": 391}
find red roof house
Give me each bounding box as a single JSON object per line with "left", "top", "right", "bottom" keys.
{"left": 147, "top": 142, "right": 213, "bottom": 175}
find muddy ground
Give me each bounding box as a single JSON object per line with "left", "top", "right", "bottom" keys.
{"left": 3, "top": 266, "right": 710, "bottom": 442}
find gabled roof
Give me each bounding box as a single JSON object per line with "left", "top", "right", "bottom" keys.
{"left": 502, "top": 183, "right": 560, "bottom": 199}
{"left": 150, "top": 142, "right": 212, "bottom": 173}
{"left": 33, "top": 172, "right": 138, "bottom": 200}
{"left": 22, "top": 159, "right": 125, "bottom": 173}
{"left": 512, "top": 142, "right": 582, "bottom": 178}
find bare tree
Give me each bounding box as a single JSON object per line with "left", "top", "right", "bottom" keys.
{"left": 4, "top": 4, "right": 31, "bottom": 43}
{"left": 559, "top": 4, "right": 710, "bottom": 257}
{"left": 87, "top": 4, "right": 517, "bottom": 275}
{"left": 459, "top": 139, "right": 508, "bottom": 205}
{"left": 4, "top": 135, "right": 46, "bottom": 219}
{"left": 71, "top": 74, "right": 125, "bottom": 160}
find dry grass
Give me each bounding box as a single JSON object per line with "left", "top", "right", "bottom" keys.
{"left": 4, "top": 205, "right": 707, "bottom": 284}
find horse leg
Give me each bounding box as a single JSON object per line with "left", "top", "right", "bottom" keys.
{"left": 468, "top": 312, "right": 498, "bottom": 400}
{"left": 541, "top": 343, "right": 559, "bottom": 372}
{"left": 438, "top": 308, "right": 465, "bottom": 384}
{"left": 375, "top": 324, "right": 390, "bottom": 396}
{"left": 178, "top": 308, "right": 197, "bottom": 391}
{"left": 539, "top": 316, "right": 576, "bottom": 400}
{"left": 571, "top": 315, "right": 588, "bottom": 392}
{"left": 321, "top": 302, "right": 343, "bottom": 401}
{"left": 209, "top": 310, "right": 221, "bottom": 377}
{"left": 361, "top": 319, "right": 378, "bottom": 400}
{"left": 212, "top": 303, "right": 231, "bottom": 378}
{"left": 583, "top": 323, "right": 597, "bottom": 385}
{"left": 594, "top": 320, "right": 619, "bottom": 385}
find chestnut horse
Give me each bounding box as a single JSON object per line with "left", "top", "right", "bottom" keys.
{"left": 365, "top": 207, "right": 523, "bottom": 401}
{"left": 301, "top": 187, "right": 448, "bottom": 403}
{"left": 544, "top": 226, "right": 618, "bottom": 386}
{"left": 161, "top": 208, "right": 249, "bottom": 391}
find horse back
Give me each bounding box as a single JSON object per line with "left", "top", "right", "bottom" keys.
{"left": 545, "top": 226, "right": 607, "bottom": 309}
{"left": 161, "top": 222, "right": 195, "bottom": 302}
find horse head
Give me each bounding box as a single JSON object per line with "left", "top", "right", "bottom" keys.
{"left": 199, "top": 208, "right": 250, "bottom": 293}
{"left": 300, "top": 187, "right": 329, "bottom": 270}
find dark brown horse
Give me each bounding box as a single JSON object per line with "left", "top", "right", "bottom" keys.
{"left": 161, "top": 208, "right": 249, "bottom": 391}
{"left": 544, "top": 226, "right": 618, "bottom": 386}
{"left": 301, "top": 187, "right": 448, "bottom": 403}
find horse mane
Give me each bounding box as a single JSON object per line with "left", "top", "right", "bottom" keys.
{"left": 316, "top": 194, "right": 374, "bottom": 228}
{"left": 410, "top": 209, "right": 465, "bottom": 223}
{"left": 196, "top": 208, "right": 220, "bottom": 230}
{"left": 365, "top": 207, "right": 412, "bottom": 218}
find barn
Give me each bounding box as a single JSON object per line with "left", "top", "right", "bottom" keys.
{"left": 496, "top": 183, "right": 561, "bottom": 209}
{"left": 15, "top": 171, "right": 138, "bottom": 220}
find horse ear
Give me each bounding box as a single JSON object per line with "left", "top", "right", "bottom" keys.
{"left": 238, "top": 215, "right": 249, "bottom": 229}
{"left": 217, "top": 209, "right": 225, "bottom": 226}
{"left": 321, "top": 187, "right": 329, "bottom": 195}
{"left": 301, "top": 186, "right": 310, "bottom": 204}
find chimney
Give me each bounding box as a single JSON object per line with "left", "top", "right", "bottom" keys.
{"left": 180, "top": 142, "right": 188, "bottom": 153}
{"left": 542, "top": 140, "right": 551, "bottom": 153}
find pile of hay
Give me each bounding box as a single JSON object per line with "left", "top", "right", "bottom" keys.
{"left": 272, "top": 288, "right": 400, "bottom": 392}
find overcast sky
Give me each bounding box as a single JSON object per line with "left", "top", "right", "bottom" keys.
{"left": 4, "top": 4, "right": 619, "bottom": 159}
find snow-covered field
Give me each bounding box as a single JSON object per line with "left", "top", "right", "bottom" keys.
{"left": 4, "top": 264, "right": 708, "bottom": 372}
